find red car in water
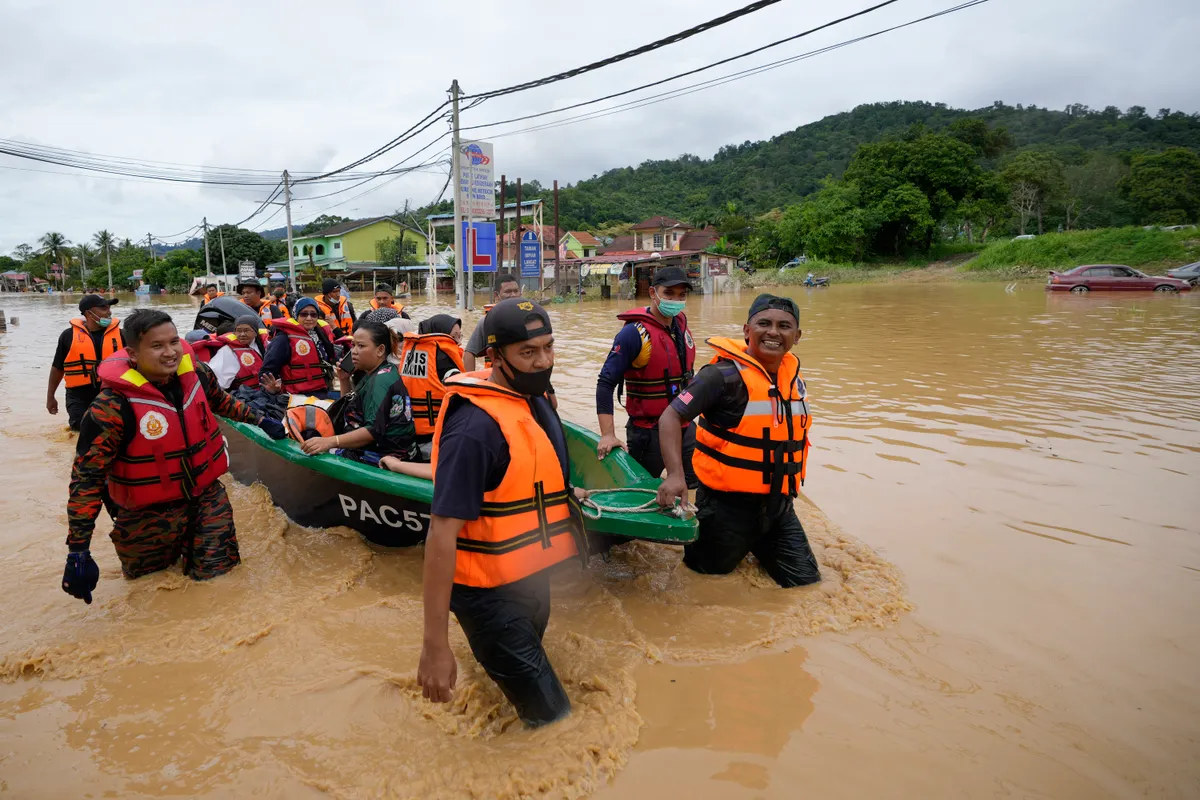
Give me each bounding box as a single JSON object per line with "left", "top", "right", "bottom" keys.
{"left": 1046, "top": 264, "right": 1192, "bottom": 293}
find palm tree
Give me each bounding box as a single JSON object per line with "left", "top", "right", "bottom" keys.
{"left": 38, "top": 232, "right": 70, "bottom": 290}
{"left": 93, "top": 230, "right": 116, "bottom": 292}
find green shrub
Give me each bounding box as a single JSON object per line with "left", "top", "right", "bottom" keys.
{"left": 965, "top": 226, "right": 1200, "bottom": 272}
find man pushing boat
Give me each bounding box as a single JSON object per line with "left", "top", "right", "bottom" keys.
{"left": 418, "top": 298, "right": 585, "bottom": 727}
{"left": 656, "top": 294, "right": 821, "bottom": 587}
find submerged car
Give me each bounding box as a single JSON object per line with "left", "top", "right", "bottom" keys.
{"left": 1046, "top": 264, "right": 1191, "bottom": 293}
{"left": 1166, "top": 261, "right": 1200, "bottom": 285}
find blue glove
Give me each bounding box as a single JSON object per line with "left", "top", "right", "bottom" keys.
{"left": 259, "top": 416, "right": 288, "bottom": 440}
{"left": 62, "top": 550, "right": 99, "bottom": 604}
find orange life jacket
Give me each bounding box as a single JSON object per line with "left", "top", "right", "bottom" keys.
{"left": 62, "top": 317, "right": 124, "bottom": 388}
{"left": 692, "top": 337, "right": 812, "bottom": 496}
{"left": 97, "top": 342, "right": 229, "bottom": 510}
{"left": 315, "top": 295, "right": 353, "bottom": 336}
{"left": 260, "top": 298, "right": 289, "bottom": 325}
{"left": 203, "top": 290, "right": 224, "bottom": 302}
{"left": 431, "top": 373, "right": 578, "bottom": 588}
{"left": 270, "top": 318, "right": 333, "bottom": 394}
{"left": 399, "top": 332, "right": 465, "bottom": 436}
{"left": 218, "top": 331, "right": 267, "bottom": 389}
{"left": 370, "top": 298, "right": 404, "bottom": 314}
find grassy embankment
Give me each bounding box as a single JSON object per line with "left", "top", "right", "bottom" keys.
{"left": 737, "top": 227, "right": 1200, "bottom": 286}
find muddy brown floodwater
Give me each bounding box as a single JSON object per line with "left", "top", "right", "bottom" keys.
{"left": 0, "top": 283, "right": 1197, "bottom": 798}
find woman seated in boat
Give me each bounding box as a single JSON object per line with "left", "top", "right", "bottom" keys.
{"left": 259, "top": 297, "right": 338, "bottom": 399}
{"left": 207, "top": 315, "right": 269, "bottom": 391}
{"left": 397, "top": 313, "right": 464, "bottom": 459}
{"left": 299, "top": 320, "right": 425, "bottom": 473}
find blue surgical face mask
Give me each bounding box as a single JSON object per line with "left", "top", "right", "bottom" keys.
{"left": 655, "top": 296, "right": 687, "bottom": 318}
{"left": 92, "top": 314, "right": 112, "bottom": 328}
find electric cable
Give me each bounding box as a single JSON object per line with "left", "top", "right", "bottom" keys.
{"left": 465, "top": 0, "right": 789, "bottom": 100}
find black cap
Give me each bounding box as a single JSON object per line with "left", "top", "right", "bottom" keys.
{"left": 651, "top": 265, "right": 693, "bottom": 289}
{"left": 79, "top": 294, "right": 118, "bottom": 313}
{"left": 485, "top": 298, "right": 552, "bottom": 350}
{"left": 236, "top": 277, "right": 264, "bottom": 294}
{"left": 747, "top": 293, "right": 799, "bottom": 324}
{"left": 322, "top": 278, "right": 339, "bottom": 294}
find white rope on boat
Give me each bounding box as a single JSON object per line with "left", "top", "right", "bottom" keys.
{"left": 580, "top": 488, "right": 695, "bottom": 520}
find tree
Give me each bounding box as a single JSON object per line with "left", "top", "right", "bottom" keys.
{"left": 300, "top": 214, "right": 350, "bottom": 235}
{"left": 1063, "top": 153, "right": 1129, "bottom": 230}
{"left": 946, "top": 118, "right": 1013, "bottom": 158}
{"left": 1001, "top": 151, "right": 1066, "bottom": 234}
{"left": 12, "top": 244, "right": 34, "bottom": 263}
{"left": 1120, "top": 147, "right": 1200, "bottom": 225}
{"left": 204, "top": 225, "right": 279, "bottom": 269}
{"left": 777, "top": 180, "right": 875, "bottom": 262}
{"left": 38, "top": 232, "right": 70, "bottom": 288}
{"left": 93, "top": 229, "right": 117, "bottom": 291}
{"left": 957, "top": 172, "right": 1008, "bottom": 242}
{"left": 377, "top": 234, "right": 424, "bottom": 267}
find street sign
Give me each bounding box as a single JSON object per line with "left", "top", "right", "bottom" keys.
{"left": 457, "top": 141, "right": 495, "bottom": 219}
{"left": 461, "top": 222, "right": 496, "bottom": 273}
{"left": 238, "top": 261, "right": 256, "bottom": 281}
{"left": 520, "top": 230, "right": 541, "bottom": 278}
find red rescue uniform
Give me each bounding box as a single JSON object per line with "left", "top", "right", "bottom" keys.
{"left": 431, "top": 373, "right": 578, "bottom": 589}
{"left": 270, "top": 317, "right": 334, "bottom": 394}
{"left": 97, "top": 343, "right": 230, "bottom": 510}
{"left": 692, "top": 337, "right": 811, "bottom": 497}
{"left": 615, "top": 308, "right": 695, "bottom": 428}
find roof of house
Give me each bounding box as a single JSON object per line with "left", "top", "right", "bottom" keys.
{"left": 599, "top": 235, "right": 635, "bottom": 254}
{"left": 566, "top": 231, "right": 602, "bottom": 247}
{"left": 500, "top": 224, "right": 562, "bottom": 245}
{"left": 631, "top": 216, "right": 686, "bottom": 231}
{"left": 679, "top": 228, "right": 719, "bottom": 250}
{"left": 296, "top": 216, "right": 422, "bottom": 239}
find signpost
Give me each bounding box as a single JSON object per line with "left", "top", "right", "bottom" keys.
{"left": 457, "top": 141, "right": 495, "bottom": 219}
{"left": 519, "top": 230, "right": 541, "bottom": 278}
{"left": 461, "top": 221, "right": 497, "bottom": 273}
{"left": 238, "top": 261, "right": 256, "bottom": 281}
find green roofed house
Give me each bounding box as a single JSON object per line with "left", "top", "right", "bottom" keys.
{"left": 266, "top": 216, "right": 429, "bottom": 290}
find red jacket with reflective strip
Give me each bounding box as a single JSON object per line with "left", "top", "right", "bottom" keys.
{"left": 270, "top": 318, "right": 333, "bottom": 394}
{"left": 97, "top": 342, "right": 229, "bottom": 510}
{"left": 218, "top": 331, "right": 267, "bottom": 389}
{"left": 615, "top": 308, "right": 695, "bottom": 427}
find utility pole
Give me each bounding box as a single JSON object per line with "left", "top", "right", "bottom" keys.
{"left": 105, "top": 240, "right": 112, "bottom": 293}
{"left": 498, "top": 174, "right": 506, "bottom": 270}
{"left": 553, "top": 180, "right": 560, "bottom": 295}
{"left": 146, "top": 233, "right": 155, "bottom": 263}
{"left": 283, "top": 170, "right": 296, "bottom": 292}
{"left": 219, "top": 228, "right": 227, "bottom": 275}
{"left": 450, "top": 79, "right": 465, "bottom": 312}
{"left": 515, "top": 178, "right": 524, "bottom": 287}
{"left": 202, "top": 217, "right": 212, "bottom": 278}
{"left": 79, "top": 245, "right": 87, "bottom": 289}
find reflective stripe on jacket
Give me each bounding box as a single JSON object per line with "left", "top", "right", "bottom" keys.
{"left": 399, "top": 332, "right": 465, "bottom": 436}
{"left": 316, "top": 295, "right": 353, "bottom": 336}
{"left": 219, "top": 331, "right": 267, "bottom": 389}
{"left": 270, "top": 318, "right": 333, "bottom": 394}
{"left": 98, "top": 342, "right": 229, "bottom": 509}
{"left": 62, "top": 317, "right": 124, "bottom": 388}
{"left": 431, "top": 372, "right": 578, "bottom": 588}
{"left": 615, "top": 308, "right": 695, "bottom": 426}
{"left": 692, "top": 337, "right": 812, "bottom": 496}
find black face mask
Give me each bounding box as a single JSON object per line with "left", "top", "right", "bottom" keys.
{"left": 496, "top": 353, "right": 553, "bottom": 397}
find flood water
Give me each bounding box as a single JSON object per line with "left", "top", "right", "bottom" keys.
{"left": 0, "top": 283, "right": 1197, "bottom": 798}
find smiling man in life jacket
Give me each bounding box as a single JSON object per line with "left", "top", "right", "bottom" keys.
{"left": 61, "top": 309, "right": 288, "bottom": 605}
{"left": 316, "top": 278, "right": 356, "bottom": 337}
{"left": 657, "top": 294, "right": 820, "bottom": 588}
{"left": 48, "top": 294, "right": 124, "bottom": 430}
{"left": 595, "top": 266, "right": 698, "bottom": 486}
{"left": 369, "top": 283, "right": 410, "bottom": 319}
{"left": 462, "top": 272, "right": 522, "bottom": 372}
{"left": 418, "top": 298, "right": 585, "bottom": 728}
{"left": 237, "top": 277, "right": 268, "bottom": 314}
{"left": 202, "top": 284, "right": 224, "bottom": 303}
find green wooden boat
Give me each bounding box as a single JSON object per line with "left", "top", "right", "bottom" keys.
{"left": 220, "top": 419, "right": 697, "bottom": 549}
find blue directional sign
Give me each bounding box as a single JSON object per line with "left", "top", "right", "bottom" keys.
{"left": 461, "top": 221, "right": 497, "bottom": 273}
{"left": 519, "top": 230, "right": 541, "bottom": 278}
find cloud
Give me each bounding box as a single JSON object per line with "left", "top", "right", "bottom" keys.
{"left": 2, "top": 0, "right": 1198, "bottom": 253}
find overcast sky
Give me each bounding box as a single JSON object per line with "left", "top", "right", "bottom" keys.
{"left": 2, "top": 0, "right": 1197, "bottom": 254}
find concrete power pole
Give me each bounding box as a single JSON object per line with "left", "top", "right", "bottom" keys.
{"left": 450, "top": 79, "right": 464, "bottom": 313}
{"left": 146, "top": 233, "right": 155, "bottom": 263}
{"left": 283, "top": 170, "right": 296, "bottom": 291}
{"left": 219, "top": 229, "right": 227, "bottom": 274}
{"left": 203, "top": 217, "right": 212, "bottom": 278}
{"left": 79, "top": 245, "right": 87, "bottom": 289}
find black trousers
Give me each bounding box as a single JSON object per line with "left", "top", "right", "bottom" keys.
{"left": 683, "top": 483, "right": 821, "bottom": 587}
{"left": 626, "top": 419, "right": 698, "bottom": 489}
{"left": 450, "top": 571, "right": 571, "bottom": 728}
{"left": 65, "top": 385, "right": 100, "bottom": 430}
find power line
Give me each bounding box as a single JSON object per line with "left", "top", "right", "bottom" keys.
{"left": 463, "top": 0, "right": 904, "bottom": 132}
{"left": 293, "top": 102, "right": 452, "bottom": 183}
{"left": 465, "top": 0, "right": 789, "bottom": 100}
{"left": 476, "top": 0, "right": 989, "bottom": 141}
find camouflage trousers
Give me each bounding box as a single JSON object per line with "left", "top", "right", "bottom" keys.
{"left": 108, "top": 481, "right": 241, "bottom": 580}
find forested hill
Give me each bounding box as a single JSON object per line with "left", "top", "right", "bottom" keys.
{"left": 551, "top": 101, "right": 1200, "bottom": 229}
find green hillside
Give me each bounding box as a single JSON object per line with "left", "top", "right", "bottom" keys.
{"left": 544, "top": 101, "right": 1200, "bottom": 229}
